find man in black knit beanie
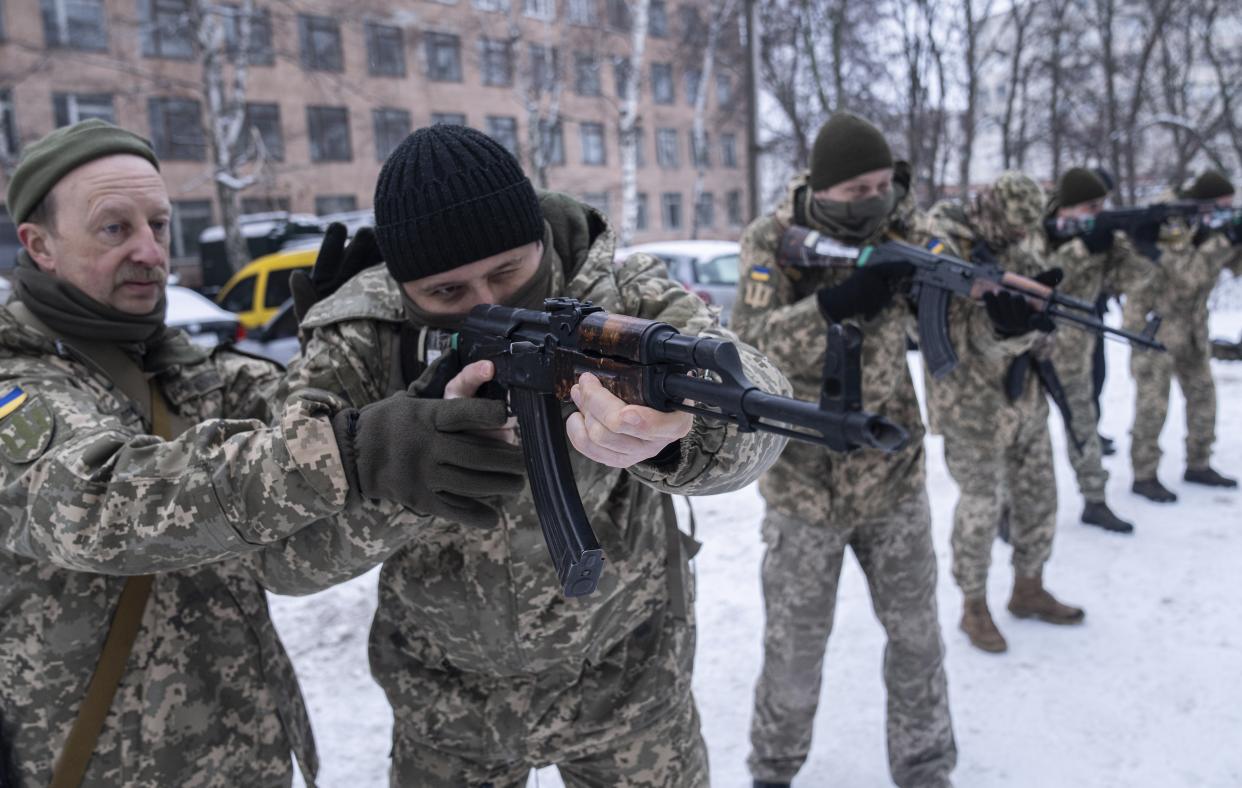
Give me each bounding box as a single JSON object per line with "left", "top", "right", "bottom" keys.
{"left": 281, "top": 125, "right": 790, "bottom": 786}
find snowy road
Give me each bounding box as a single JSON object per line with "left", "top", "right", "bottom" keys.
{"left": 271, "top": 309, "right": 1242, "bottom": 788}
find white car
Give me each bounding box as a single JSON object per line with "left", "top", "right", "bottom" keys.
{"left": 165, "top": 285, "right": 241, "bottom": 348}
{"left": 614, "top": 240, "right": 741, "bottom": 325}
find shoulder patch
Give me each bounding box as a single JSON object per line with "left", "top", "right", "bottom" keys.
{"left": 0, "top": 388, "right": 54, "bottom": 464}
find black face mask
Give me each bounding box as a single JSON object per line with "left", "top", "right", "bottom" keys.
{"left": 807, "top": 189, "right": 898, "bottom": 245}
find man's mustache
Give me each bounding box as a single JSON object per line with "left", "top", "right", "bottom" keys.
{"left": 114, "top": 264, "right": 168, "bottom": 286}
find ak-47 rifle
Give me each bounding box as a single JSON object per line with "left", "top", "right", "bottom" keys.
{"left": 426, "top": 298, "right": 909, "bottom": 598}
{"left": 1042, "top": 202, "right": 1208, "bottom": 260}
{"left": 778, "top": 225, "right": 1166, "bottom": 379}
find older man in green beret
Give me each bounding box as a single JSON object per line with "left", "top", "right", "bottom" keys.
{"left": 0, "top": 121, "right": 520, "bottom": 786}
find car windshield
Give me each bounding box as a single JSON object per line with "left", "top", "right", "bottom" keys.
{"left": 219, "top": 276, "right": 256, "bottom": 313}
{"left": 695, "top": 253, "right": 739, "bottom": 285}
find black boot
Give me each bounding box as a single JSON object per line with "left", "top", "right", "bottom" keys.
{"left": 1082, "top": 501, "right": 1134, "bottom": 534}
{"left": 1184, "top": 466, "right": 1238, "bottom": 488}
{"left": 1099, "top": 434, "right": 1116, "bottom": 456}
{"left": 754, "top": 782, "right": 792, "bottom": 788}
{"left": 1133, "top": 477, "right": 1178, "bottom": 503}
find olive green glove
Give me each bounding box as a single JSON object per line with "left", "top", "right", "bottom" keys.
{"left": 331, "top": 389, "right": 527, "bottom": 527}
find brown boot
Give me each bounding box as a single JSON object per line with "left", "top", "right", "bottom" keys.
{"left": 960, "top": 595, "right": 1008, "bottom": 653}
{"left": 1008, "top": 574, "right": 1085, "bottom": 624}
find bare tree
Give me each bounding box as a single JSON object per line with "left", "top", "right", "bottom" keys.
{"left": 689, "top": 0, "right": 739, "bottom": 239}
{"left": 617, "top": 0, "right": 651, "bottom": 247}
{"left": 957, "top": 0, "right": 998, "bottom": 194}
{"left": 994, "top": 0, "right": 1038, "bottom": 170}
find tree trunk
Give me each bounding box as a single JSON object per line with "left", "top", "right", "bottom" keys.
{"left": 618, "top": 0, "right": 651, "bottom": 247}
{"left": 690, "top": 0, "right": 734, "bottom": 239}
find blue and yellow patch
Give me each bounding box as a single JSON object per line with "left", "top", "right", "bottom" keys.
{"left": 926, "top": 239, "right": 947, "bottom": 255}
{"left": 0, "top": 386, "right": 28, "bottom": 420}
{"left": 749, "top": 266, "right": 772, "bottom": 283}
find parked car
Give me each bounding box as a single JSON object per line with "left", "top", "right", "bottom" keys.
{"left": 166, "top": 285, "right": 241, "bottom": 348}
{"left": 236, "top": 299, "right": 300, "bottom": 366}
{"left": 198, "top": 211, "right": 325, "bottom": 291}
{"left": 614, "top": 240, "right": 741, "bottom": 325}
{"left": 215, "top": 246, "right": 317, "bottom": 330}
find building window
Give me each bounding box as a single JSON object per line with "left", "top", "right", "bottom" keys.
{"left": 633, "top": 125, "right": 646, "bottom": 167}
{"left": 695, "top": 191, "right": 714, "bottom": 228}
{"left": 727, "top": 189, "right": 743, "bottom": 226}
{"left": 472, "top": 0, "right": 509, "bottom": 10}
{"left": 425, "top": 32, "right": 462, "bottom": 82}
{"left": 580, "top": 122, "right": 605, "bottom": 165}
{"left": 243, "top": 102, "right": 283, "bottom": 161}
{"left": 170, "top": 199, "right": 212, "bottom": 260}
{"left": 651, "top": 63, "right": 674, "bottom": 104}
{"left": 684, "top": 68, "right": 701, "bottom": 106}
{"left": 299, "top": 14, "right": 343, "bottom": 72}
{"left": 41, "top": 0, "right": 107, "bottom": 51}
{"left": 566, "top": 0, "right": 595, "bottom": 26}
{"left": 574, "top": 53, "right": 601, "bottom": 97}
{"left": 661, "top": 192, "right": 682, "bottom": 230}
{"left": 656, "top": 127, "right": 679, "bottom": 169}
{"left": 373, "top": 108, "right": 411, "bottom": 162}
{"left": 648, "top": 0, "right": 668, "bottom": 36}
{"left": 479, "top": 38, "right": 514, "bottom": 87}
{"left": 138, "top": 0, "right": 193, "bottom": 59}
{"left": 523, "top": 0, "right": 555, "bottom": 20}
{"left": 53, "top": 93, "right": 114, "bottom": 127}
{"left": 636, "top": 192, "right": 648, "bottom": 230}
{"left": 689, "top": 130, "right": 710, "bottom": 168}
{"left": 307, "top": 106, "right": 352, "bottom": 162}
{"left": 538, "top": 119, "right": 564, "bottom": 165}
{"left": 721, "top": 133, "right": 738, "bottom": 168}
{"left": 486, "top": 116, "right": 519, "bottom": 157}
{"left": 613, "top": 57, "right": 633, "bottom": 99}
{"left": 148, "top": 97, "right": 206, "bottom": 161}
{"left": 241, "top": 196, "right": 290, "bottom": 214}
{"left": 530, "top": 44, "right": 560, "bottom": 94}
{"left": 582, "top": 191, "right": 609, "bottom": 218}
{"left": 366, "top": 23, "right": 405, "bottom": 77}
{"left": 315, "top": 194, "right": 357, "bottom": 215}
{"left": 1, "top": 90, "right": 18, "bottom": 164}
{"left": 716, "top": 73, "right": 733, "bottom": 106}
{"left": 680, "top": 5, "right": 703, "bottom": 43}
{"left": 225, "top": 7, "right": 274, "bottom": 65}
{"left": 605, "top": 0, "right": 630, "bottom": 30}
{"left": 431, "top": 112, "right": 467, "bottom": 126}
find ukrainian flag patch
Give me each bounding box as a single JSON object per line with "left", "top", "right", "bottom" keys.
{"left": 0, "top": 387, "right": 28, "bottom": 420}
{"left": 926, "top": 239, "right": 947, "bottom": 255}
{"left": 749, "top": 266, "right": 771, "bottom": 282}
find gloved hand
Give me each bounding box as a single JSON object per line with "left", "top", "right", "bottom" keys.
{"left": 984, "top": 291, "right": 1054, "bottom": 337}
{"left": 816, "top": 261, "right": 914, "bottom": 322}
{"left": 1033, "top": 267, "right": 1063, "bottom": 288}
{"left": 1081, "top": 223, "right": 1115, "bottom": 255}
{"left": 331, "top": 390, "right": 527, "bottom": 527}
{"left": 292, "top": 223, "right": 385, "bottom": 321}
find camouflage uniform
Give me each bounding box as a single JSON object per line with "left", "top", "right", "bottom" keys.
{"left": 733, "top": 172, "right": 959, "bottom": 788}
{"left": 1125, "top": 226, "right": 1242, "bottom": 478}
{"left": 282, "top": 192, "right": 787, "bottom": 787}
{"left": 923, "top": 186, "right": 1056, "bottom": 599}
{"left": 0, "top": 299, "right": 420, "bottom": 786}
{"left": 1037, "top": 231, "right": 1151, "bottom": 502}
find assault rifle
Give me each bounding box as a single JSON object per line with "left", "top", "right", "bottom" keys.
{"left": 778, "top": 226, "right": 1166, "bottom": 379}
{"left": 1042, "top": 202, "right": 1207, "bottom": 260}
{"left": 428, "top": 298, "right": 908, "bottom": 597}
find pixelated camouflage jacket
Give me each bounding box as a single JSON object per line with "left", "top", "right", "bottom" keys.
{"left": 285, "top": 193, "right": 787, "bottom": 707}
{"left": 0, "top": 306, "right": 388, "bottom": 787}
{"left": 921, "top": 200, "right": 1050, "bottom": 438}
{"left": 1124, "top": 225, "right": 1242, "bottom": 356}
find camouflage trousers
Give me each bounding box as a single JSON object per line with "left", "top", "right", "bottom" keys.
{"left": 1129, "top": 342, "right": 1217, "bottom": 478}
{"left": 389, "top": 688, "right": 707, "bottom": 788}
{"left": 1052, "top": 339, "right": 1109, "bottom": 502}
{"left": 942, "top": 412, "right": 1057, "bottom": 597}
{"left": 748, "top": 493, "right": 956, "bottom": 788}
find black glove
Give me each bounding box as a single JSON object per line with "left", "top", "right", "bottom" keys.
{"left": 1192, "top": 222, "right": 1212, "bottom": 247}
{"left": 292, "top": 223, "right": 384, "bottom": 321}
{"left": 1033, "top": 267, "right": 1063, "bottom": 288}
{"left": 816, "top": 262, "right": 914, "bottom": 322}
{"left": 1081, "top": 223, "right": 1115, "bottom": 255}
{"left": 332, "top": 391, "right": 526, "bottom": 527}
{"left": 984, "top": 291, "right": 1054, "bottom": 337}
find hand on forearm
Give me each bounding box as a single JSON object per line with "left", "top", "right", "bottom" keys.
{"left": 565, "top": 372, "right": 693, "bottom": 468}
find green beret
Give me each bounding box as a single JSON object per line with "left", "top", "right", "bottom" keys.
{"left": 6, "top": 119, "right": 160, "bottom": 224}
{"left": 1057, "top": 167, "right": 1109, "bottom": 208}
{"left": 809, "top": 112, "right": 894, "bottom": 191}
{"left": 1188, "top": 170, "right": 1234, "bottom": 200}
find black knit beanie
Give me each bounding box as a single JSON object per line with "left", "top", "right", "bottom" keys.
{"left": 1058, "top": 167, "right": 1109, "bottom": 208}
{"left": 374, "top": 125, "right": 544, "bottom": 282}
{"left": 809, "top": 112, "right": 894, "bottom": 191}
{"left": 1188, "top": 170, "right": 1235, "bottom": 200}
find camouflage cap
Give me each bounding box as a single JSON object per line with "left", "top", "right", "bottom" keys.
{"left": 992, "top": 171, "right": 1045, "bottom": 229}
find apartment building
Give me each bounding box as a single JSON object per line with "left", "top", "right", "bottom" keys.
{"left": 0, "top": 0, "right": 750, "bottom": 270}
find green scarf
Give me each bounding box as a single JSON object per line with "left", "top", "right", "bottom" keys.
{"left": 401, "top": 221, "right": 564, "bottom": 330}
{"left": 12, "top": 251, "right": 207, "bottom": 371}
{"left": 806, "top": 186, "right": 901, "bottom": 245}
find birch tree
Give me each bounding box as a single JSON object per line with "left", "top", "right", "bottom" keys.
{"left": 689, "top": 0, "right": 739, "bottom": 239}
{"left": 617, "top": 0, "right": 651, "bottom": 247}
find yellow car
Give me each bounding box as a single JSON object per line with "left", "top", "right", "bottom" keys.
{"left": 215, "top": 247, "right": 317, "bottom": 330}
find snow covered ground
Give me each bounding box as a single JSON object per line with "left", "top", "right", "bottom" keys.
{"left": 270, "top": 308, "right": 1242, "bottom": 788}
